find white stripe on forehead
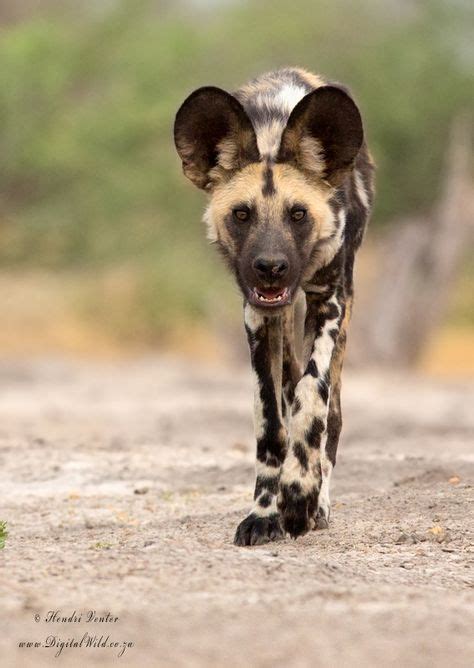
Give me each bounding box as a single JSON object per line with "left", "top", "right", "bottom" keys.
{"left": 254, "top": 84, "right": 308, "bottom": 159}
{"left": 256, "top": 120, "right": 286, "bottom": 159}
{"left": 273, "top": 84, "right": 308, "bottom": 113}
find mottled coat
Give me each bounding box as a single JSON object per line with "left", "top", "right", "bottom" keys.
{"left": 174, "top": 68, "right": 374, "bottom": 545}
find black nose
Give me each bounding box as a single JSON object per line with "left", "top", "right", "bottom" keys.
{"left": 253, "top": 256, "right": 289, "bottom": 281}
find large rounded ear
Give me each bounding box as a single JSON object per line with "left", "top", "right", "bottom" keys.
{"left": 277, "top": 86, "right": 363, "bottom": 185}
{"left": 174, "top": 86, "right": 259, "bottom": 190}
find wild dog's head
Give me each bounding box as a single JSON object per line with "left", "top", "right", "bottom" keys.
{"left": 174, "top": 85, "right": 363, "bottom": 309}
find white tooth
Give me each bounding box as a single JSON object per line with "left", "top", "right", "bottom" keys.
{"left": 255, "top": 290, "right": 287, "bottom": 303}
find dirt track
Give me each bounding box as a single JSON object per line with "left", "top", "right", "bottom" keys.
{"left": 0, "top": 356, "right": 473, "bottom": 667}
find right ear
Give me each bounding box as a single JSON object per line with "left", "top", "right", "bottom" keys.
{"left": 277, "top": 86, "right": 363, "bottom": 185}
{"left": 174, "top": 86, "right": 259, "bottom": 190}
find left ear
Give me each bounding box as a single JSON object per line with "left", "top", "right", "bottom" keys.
{"left": 277, "top": 86, "right": 363, "bottom": 185}
{"left": 174, "top": 86, "right": 259, "bottom": 190}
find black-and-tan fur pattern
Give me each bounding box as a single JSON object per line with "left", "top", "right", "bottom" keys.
{"left": 174, "top": 67, "right": 374, "bottom": 545}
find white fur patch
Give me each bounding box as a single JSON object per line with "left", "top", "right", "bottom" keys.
{"left": 251, "top": 369, "right": 266, "bottom": 442}
{"left": 253, "top": 493, "right": 279, "bottom": 517}
{"left": 317, "top": 458, "right": 333, "bottom": 519}
{"left": 244, "top": 304, "right": 265, "bottom": 332}
{"left": 244, "top": 306, "right": 267, "bottom": 443}
{"left": 255, "top": 119, "right": 286, "bottom": 158}
{"left": 320, "top": 209, "right": 346, "bottom": 267}
{"left": 354, "top": 170, "right": 369, "bottom": 208}
{"left": 255, "top": 461, "right": 280, "bottom": 479}
{"left": 273, "top": 84, "right": 307, "bottom": 114}
{"left": 311, "top": 295, "right": 340, "bottom": 374}
{"left": 254, "top": 84, "right": 308, "bottom": 159}
{"left": 202, "top": 204, "right": 217, "bottom": 242}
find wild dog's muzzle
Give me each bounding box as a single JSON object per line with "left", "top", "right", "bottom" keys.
{"left": 247, "top": 255, "right": 293, "bottom": 307}
{"left": 245, "top": 254, "right": 293, "bottom": 307}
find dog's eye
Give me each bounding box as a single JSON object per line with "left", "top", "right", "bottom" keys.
{"left": 290, "top": 208, "right": 307, "bottom": 222}
{"left": 233, "top": 208, "right": 250, "bottom": 222}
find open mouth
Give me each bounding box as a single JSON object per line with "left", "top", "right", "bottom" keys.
{"left": 250, "top": 286, "right": 291, "bottom": 307}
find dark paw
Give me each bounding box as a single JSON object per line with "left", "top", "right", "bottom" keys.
{"left": 314, "top": 507, "right": 330, "bottom": 530}
{"left": 278, "top": 482, "right": 317, "bottom": 539}
{"left": 233, "top": 513, "right": 284, "bottom": 547}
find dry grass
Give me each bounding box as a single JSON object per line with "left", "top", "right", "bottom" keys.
{"left": 0, "top": 270, "right": 230, "bottom": 361}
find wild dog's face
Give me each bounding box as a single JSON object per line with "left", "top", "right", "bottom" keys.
{"left": 174, "top": 85, "right": 363, "bottom": 309}
{"left": 202, "top": 162, "right": 335, "bottom": 307}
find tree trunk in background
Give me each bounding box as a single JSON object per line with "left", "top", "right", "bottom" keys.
{"left": 353, "top": 116, "right": 473, "bottom": 367}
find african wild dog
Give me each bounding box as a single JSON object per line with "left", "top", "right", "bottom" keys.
{"left": 174, "top": 68, "right": 374, "bottom": 546}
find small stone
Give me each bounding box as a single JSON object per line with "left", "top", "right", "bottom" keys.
{"left": 400, "top": 562, "right": 414, "bottom": 570}
{"left": 395, "top": 532, "right": 419, "bottom": 545}
{"left": 428, "top": 525, "right": 449, "bottom": 543}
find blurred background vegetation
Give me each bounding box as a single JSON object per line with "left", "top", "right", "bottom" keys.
{"left": 0, "top": 0, "right": 472, "bottom": 368}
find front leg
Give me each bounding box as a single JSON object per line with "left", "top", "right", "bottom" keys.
{"left": 234, "top": 304, "right": 287, "bottom": 546}
{"left": 278, "top": 292, "right": 344, "bottom": 538}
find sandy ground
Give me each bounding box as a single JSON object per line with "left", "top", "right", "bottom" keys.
{"left": 0, "top": 356, "right": 473, "bottom": 667}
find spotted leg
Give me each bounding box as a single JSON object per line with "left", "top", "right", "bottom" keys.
{"left": 278, "top": 291, "right": 344, "bottom": 538}
{"left": 316, "top": 294, "right": 351, "bottom": 528}
{"left": 234, "top": 304, "right": 287, "bottom": 546}
{"left": 281, "top": 292, "right": 304, "bottom": 425}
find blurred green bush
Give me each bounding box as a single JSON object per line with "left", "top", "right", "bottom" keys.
{"left": 0, "top": 0, "right": 472, "bottom": 339}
